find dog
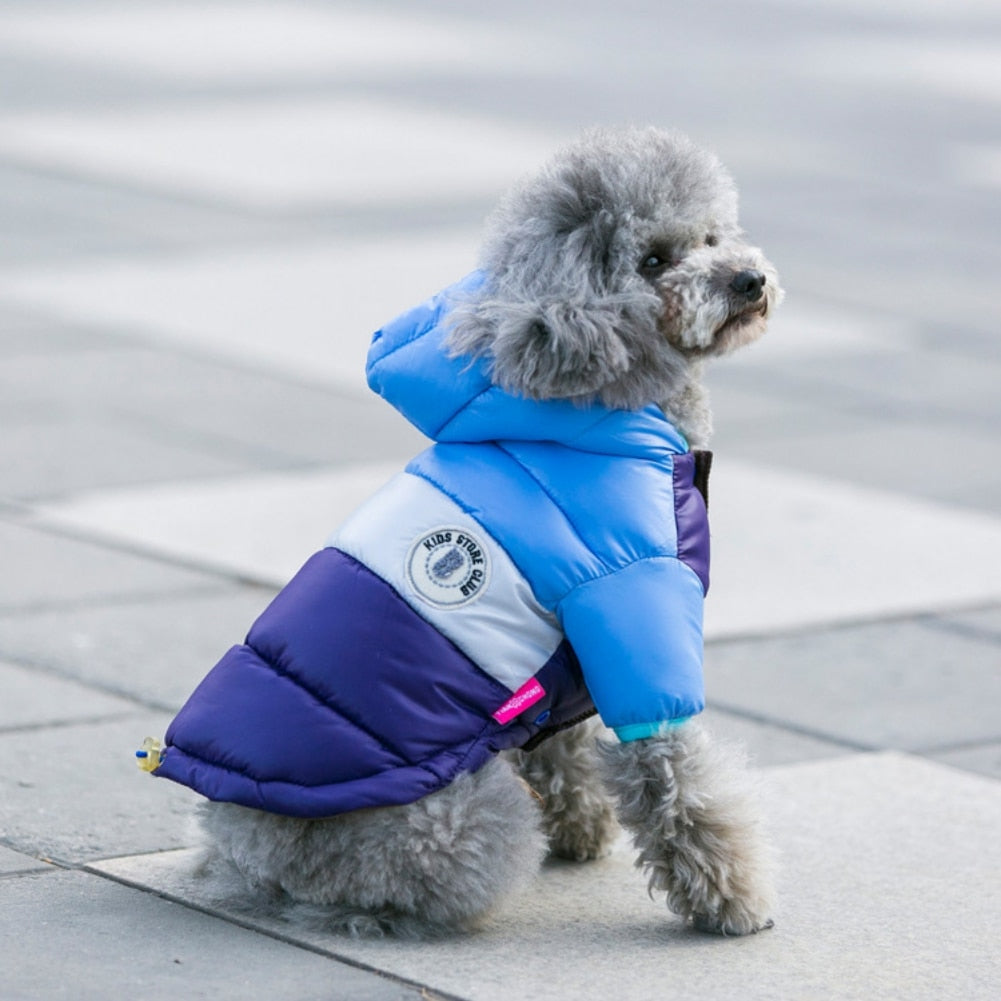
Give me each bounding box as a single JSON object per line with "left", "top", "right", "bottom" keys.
{"left": 145, "top": 126, "right": 782, "bottom": 938}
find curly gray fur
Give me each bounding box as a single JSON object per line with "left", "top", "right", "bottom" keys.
{"left": 198, "top": 758, "right": 546, "bottom": 938}
{"left": 506, "top": 717, "right": 620, "bottom": 861}
{"left": 597, "top": 721, "right": 776, "bottom": 935}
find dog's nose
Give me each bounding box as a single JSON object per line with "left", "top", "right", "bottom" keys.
{"left": 730, "top": 269, "right": 766, "bottom": 301}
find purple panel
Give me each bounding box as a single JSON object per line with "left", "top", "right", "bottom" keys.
{"left": 157, "top": 551, "right": 600, "bottom": 818}
{"left": 672, "top": 452, "right": 710, "bottom": 594}
{"left": 157, "top": 739, "right": 468, "bottom": 818}
{"left": 246, "top": 549, "right": 512, "bottom": 762}
{"left": 164, "top": 645, "right": 403, "bottom": 786}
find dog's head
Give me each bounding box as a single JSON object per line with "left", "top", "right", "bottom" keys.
{"left": 448, "top": 127, "right": 782, "bottom": 410}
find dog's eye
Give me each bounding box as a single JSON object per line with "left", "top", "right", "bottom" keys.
{"left": 705, "top": 234, "right": 718, "bottom": 247}
{"left": 640, "top": 253, "right": 669, "bottom": 273}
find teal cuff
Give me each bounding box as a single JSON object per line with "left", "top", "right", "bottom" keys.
{"left": 613, "top": 718, "right": 691, "bottom": 742}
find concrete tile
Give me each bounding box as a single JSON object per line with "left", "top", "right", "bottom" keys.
{"left": 797, "top": 36, "right": 1001, "bottom": 105}
{"left": 0, "top": 713, "right": 198, "bottom": 863}
{"left": 0, "top": 308, "right": 113, "bottom": 356}
{"left": 0, "top": 233, "right": 481, "bottom": 392}
{"left": 0, "top": 844, "right": 52, "bottom": 875}
{"left": 0, "top": 587, "right": 278, "bottom": 711}
{"left": 0, "top": 659, "right": 138, "bottom": 730}
{"left": 0, "top": 98, "right": 563, "bottom": 210}
{"left": 0, "top": 520, "right": 221, "bottom": 613}
{"left": 34, "top": 463, "right": 402, "bottom": 587}
{"left": 700, "top": 707, "right": 848, "bottom": 767}
{"left": 92, "top": 754, "right": 1001, "bottom": 1001}
{"left": 0, "top": 159, "right": 270, "bottom": 264}
{"left": 704, "top": 618, "right": 1001, "bottom": 751}
{"left": 714, "top": 417, "right": 1001, "bottom": 515}
{"left": 930, "top": 743, "right": 1001, "bottom": 781}
{"left": 933, "top": 605, "right": 1001, "bottom": 641}
{"left": 2, "top": 869, "right": 422, "bottom": 1001}
{"left": 1, "top": 1, "right": 548, "bottom": 82}
{"left": 702, "top": 461, "right": 1001, "bottom": 637}
{"left": 0, "top": 345, "right": 427, "bottom": 468}
{"left": 791, "top": 345, "right": 1001, "bottom": 424}
{"left": 0, "top": 411, "right": 270, "bottom": 501}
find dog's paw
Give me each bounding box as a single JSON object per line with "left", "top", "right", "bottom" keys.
{"left": 692, "top": 912, "right": 774, "bottom": 936}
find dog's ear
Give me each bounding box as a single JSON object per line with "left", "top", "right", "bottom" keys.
{"left": 448, "top": 293, "right": 636, "bottom": 401}
{"left": 446, "top": 151, "right": 665, "bottom": 402}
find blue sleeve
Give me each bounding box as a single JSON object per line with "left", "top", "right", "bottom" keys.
{"left": 557, "top": 557, "right": 706, "bottom": 741}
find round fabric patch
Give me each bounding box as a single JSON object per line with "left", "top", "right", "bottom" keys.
{"left": 406, "top": 527, "right": 491, "bottom": 609}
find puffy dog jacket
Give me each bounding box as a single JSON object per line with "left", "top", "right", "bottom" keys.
{"left": 153, "top": 273, "right": 710, "bottom": 818}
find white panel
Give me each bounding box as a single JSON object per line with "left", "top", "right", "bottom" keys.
{"left": 330, "top": 472, "right": 562, "bottom": 692}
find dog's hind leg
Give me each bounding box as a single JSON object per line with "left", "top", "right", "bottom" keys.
{"left": 197, "top": 755, "right": 545, "bottom": 938}
{"left": 506, "top": 716, "right": 620, "bottom": 861}
{"left": 597, "top": 720, "right": 776, "bottom": 935}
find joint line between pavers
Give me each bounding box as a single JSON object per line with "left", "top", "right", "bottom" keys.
{"left": 707, "top": 699, "right": 879, "bottom": 753}
{"left": 0, "top": 652, "right": 175, "bottom": 714}
{"left": 82, "top": 863, "right": 471, "bottom": 1001}
{"left": 706, "top": 597, "right": 1001, "bottom": 649}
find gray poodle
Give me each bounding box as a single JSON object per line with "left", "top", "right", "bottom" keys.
{"left": 151, "top": 126, "right": 781, "bottom": 939}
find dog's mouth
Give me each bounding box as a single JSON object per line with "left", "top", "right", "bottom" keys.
{"left": 714, "top": 302, "right": 768, "bottom": 340}
{"left": 705, "top": 301, "right": 770, "bottom": 355}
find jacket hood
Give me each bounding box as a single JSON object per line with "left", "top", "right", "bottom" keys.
{"left": 366, "top": 273, "right": 689, "bottom": 459}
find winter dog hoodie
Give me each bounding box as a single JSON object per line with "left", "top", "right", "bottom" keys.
{"left": 153, "top": 273, "right": 710, "bottom": 818}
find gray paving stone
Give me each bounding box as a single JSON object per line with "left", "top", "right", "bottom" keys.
{"left": 712, "top": 412, "right": 1001, "bottom": 516}
{"left": 0, "top": 307, "right": 116, "bottom": 355}
{"left": 0, "top": 713, "right": 198, "bottom": 863}
{"left": 92, "top": 754, "right": 1001, "bottom": 1001}
{"left": 0, "top": 344, "right": 427, "bottom": 470}
{"left": 704, "top": 619, "right": 1001, "bottom": 752}
{"left": 2, "top": 869, "right": 422, "bottom": 1001}
{"left": 930, "top": 743, "right": 1001, "bottom": 782}
{"left": 716, "top": 344, "right": 1001, "bottom": 427}
{"left": 0, "top": 519, "right": 222, "bottom": 612}
{"left": 0, "top": 411, "right": 270, "bottom": 501}
{"left": 0, "top": 844, "right": 52, "bottom": 875}
{"left": 704, "top": 376, "right": 878, "bottom": 445}
{"left": 0, "top": 157, "right": 269, "bottom": 264}
{"left": 701, "top": 707, "right": 848, "bottom": 767}
{"left": 932, "top": 605, "right": 1001, "bottom": 642}
{"left": 0, "top": 659, "right": 138, "bottom": 730}
{"left": 0, "top": 587, "right": 277, "bottom": 709}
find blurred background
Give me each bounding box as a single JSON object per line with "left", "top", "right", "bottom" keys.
{"left": 0, "top": 0, "right": 997, "bottom": 508}
{"left": 1, "top": 0, "right": 1001, "bottom": 864}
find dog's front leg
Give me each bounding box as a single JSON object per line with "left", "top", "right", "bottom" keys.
{"left": 598, "top": 720, "right": 775, "bottom": 935}
{"left": 506, "top": 716, "right": 620, "bottom": 861}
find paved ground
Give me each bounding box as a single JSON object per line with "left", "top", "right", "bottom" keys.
{"left": 1, "top": 2, "right": 1000, "bottom": 999}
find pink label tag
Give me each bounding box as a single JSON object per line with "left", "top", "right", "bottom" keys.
{"left": 492, "top": 678, "right": 546, "bottom": 725}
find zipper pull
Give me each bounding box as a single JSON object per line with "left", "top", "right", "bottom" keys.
{"left": 135, "top": 737, "right": 165, "bottom": 772}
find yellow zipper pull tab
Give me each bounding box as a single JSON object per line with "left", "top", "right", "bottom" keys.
{"left": 135, "top": 737, "right": 165, "bottom": 772}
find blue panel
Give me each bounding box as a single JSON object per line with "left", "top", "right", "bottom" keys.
{"left": 408, "top": 444, "right": 604, "bottom": 607}
{"left": 497, "top": 440, "right": 679, "bottom": 567}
